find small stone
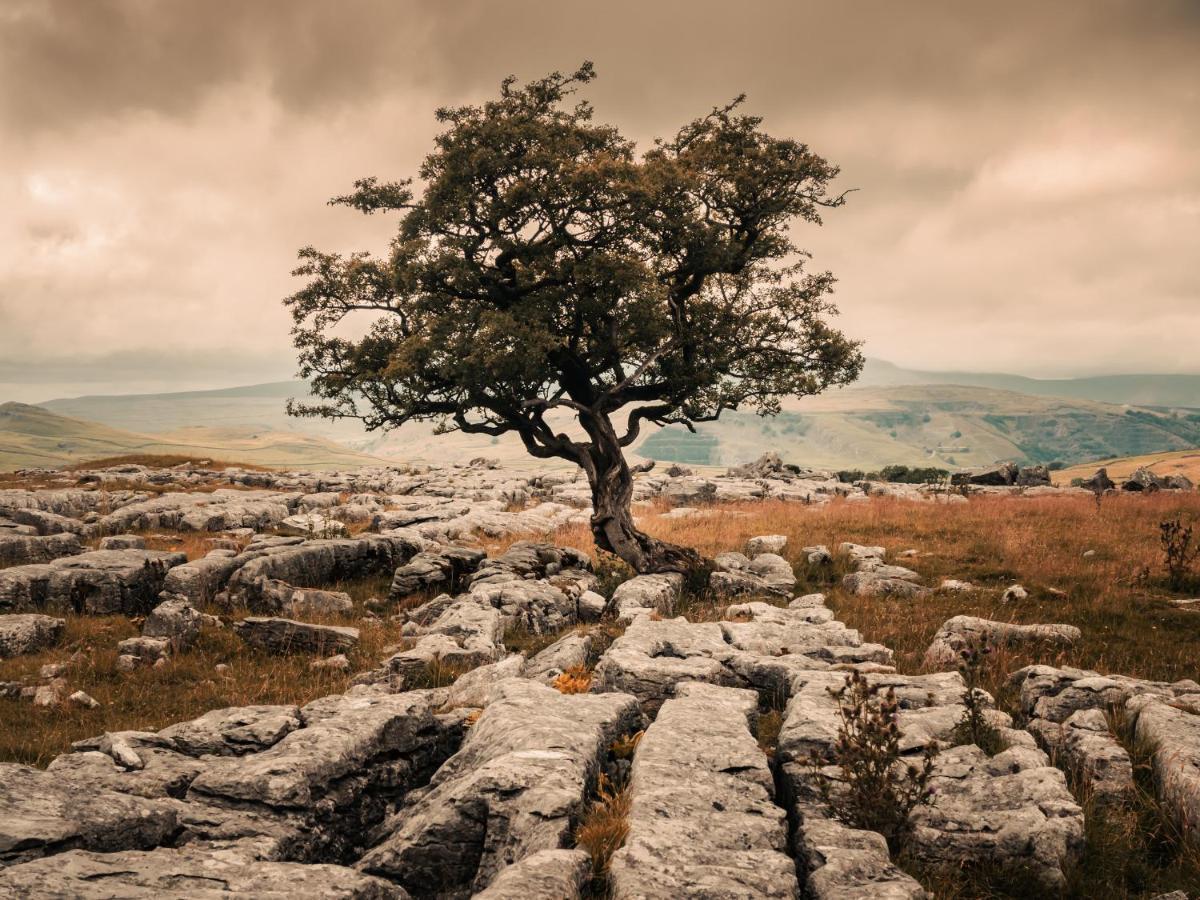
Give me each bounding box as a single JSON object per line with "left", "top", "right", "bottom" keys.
{"left": 940, "top": 579, "right": 974, "bottom": 593}
{"left": 32, "top": 680, "right": 66, "bottom": 707}
{"left": 1002, "top": 584, "right": 1029, "bottom": 603}
{"left": 68, "top": 690, "right": 100, "bottom": 708}
{"left": 1082, "top": 550, "right": 1096, "bottom": 559}
{"left": 153, "top": 657, "right": 168, "bottom": 669}
{"left": 214, "top": 663, "right": 230, "bottom": 674}
{"left": 39, "top": 663, "right": 67, "bottom": 679}
{"left": 745, "top": 534, "right": 787, "bottom": 556}
{"left": 310, "top": 654, "right": 351, "bottom": 672}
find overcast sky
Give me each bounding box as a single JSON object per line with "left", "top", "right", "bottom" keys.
{"left": 1, "top": 0, "right": 1197, "bottom": 403}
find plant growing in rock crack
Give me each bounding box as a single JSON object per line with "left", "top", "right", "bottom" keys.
{"left": 950, "top": 641, "right": 1005, "bottom": 756}
{"left": 807, "top": 670, "right": 937, "bottom": 853}
{"left": 284, "top": 61, "right": 862, "bottom": 578}
{"left": 1160, "top": 517, "right": 1198, "bottom": 591}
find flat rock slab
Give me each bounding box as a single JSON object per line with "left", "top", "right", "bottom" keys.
{"left": 188, "top": 690, "right": 445, "bottom": 809}
{"left": 0, "top": 532, "right": 82, "bottom": 567}
{"left": 610, "top": 572, "right": 682, "bottom": 621}
{"left": 593, "top": 600, "right": 892, "bottom": 713}
{"left": 1128, "top": 694, "right": 1200, "bottom": 847}
{"left": 711, "top": 551, "right": 797, "bottom": 599}
{"left": 224, "top": 534, "right": 424, "bottom": 605}
{"left": 389, "top": 546, "right": 486, "bottom": 601}
{"left": 1011, "top": 664, "right": 1200, "bottom": 724}
{"left": 358, "top": 680, "right": 642, "bottom": 897}
{"left": 793, "top": 807, "right": 927, "bottom": 900}
{"left": 908, "top": 744, "right": 1084, "bottom": 890}
{"left": 0, "top": 549, "right": 186, "bottom": 615}
{"left": 0, "top": 845, "right": 407, "bottom": 898}
{"left": 472, "top": 848, "right": 591, "bottom": 900}
{"left": 1027, "top": 709, "right": 1133, "bottom": 807}
{"left": 609, "top": 682, "right": 799, "bottom": 899}
{"left": 923, "top": 616, "right": 1081, "bottom": 669}
{"left": 0, "top": 613, "right": 64, "bottom": 658}
{"left": 234, "top": 617, "right": 359, "bottom": 655}
{"left": 0, "top": 763, "right": 179, "bottom": 867}
{"left": 157, "top": 704, "right": 303, "bottom": 757}
{"left": 97, "top": 489, "right": 296, "bottom": 534}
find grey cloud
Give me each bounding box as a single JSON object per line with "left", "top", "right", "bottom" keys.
{"left": 0, "top": 0, "right": 1197, "bottom": 400}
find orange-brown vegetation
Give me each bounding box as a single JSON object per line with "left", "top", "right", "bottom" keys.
{"left": 552, "top": 664, "right": 593, "bottom": 694}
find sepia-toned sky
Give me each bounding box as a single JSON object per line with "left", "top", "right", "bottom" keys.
{"left": 1, "top": 0, "right": 1198, "bottom": 402}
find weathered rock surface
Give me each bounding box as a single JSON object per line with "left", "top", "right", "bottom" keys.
{"left": 525, "top": 630, "right": 593, "bottom": 682}
{"left": 1128, "top": 693, "right": 1200, "bottom": 848}
{"left": 745, "top": 533, "right": 787, "bottom": 555}
{"left": 388, "top": 545, "right": 486, "bottom": 601}
{"left": 908, "top": 744, "right": 1084, "bottom": 889}
{"left": 472, "top": 848, "right": 591, "bottom": 900}
{"left": 252, "top": 578, "right": 355, "bottom": 617}
{"left": 923, "top": 616, "right": 1081, "bottom": 669}
{"left": 162, "top": 550, "right": 246, "bottom": 605}
{"left": 609, "top": 682, "right": 799, "bottom": 898}
{"left": 609, "top": 572, "right": 681, "bottom": 621}
{"left": 0, "top": 845, "right": 408, "bottom": 898}
{"left": 358, "top": 680, "right": 642, "bottom": 896}
{"left": 1026, "top": 708, "right": 1134, "bottom": 806}
{"left": 279, "top": 512, "right": 348, "bottom": 537}
{"left": 711, "top": 551, "right": 796, "bottom": 598}
{"left": 0, "top": 763, "right": 179, "bottom": 867}
{"left": 223, "top": 534, "right": 423, "bottom": 605}
{"left": 98, "top": 534, "right": 147, "bottom": 550}
{"left": 234, "top": 617, "right": 359, "bottom": 655}
{"left": 0, "top": 613, "right": 64, "bottom": 658}
{"left": 157, "top": 704, "right": 304, "bottom": 757}
{"left": 778, "top": 668, "right": 1082, "bottom": 889}
{"left": 0, "top": 532, "right": 82, "bottom": 567}
{"left": 593, "top": 598, "right": 892, "bottom": 713}
{"left": 142, "top": 595, "right": 204, "bottom": 649}
{"left": 0, "top": 549, "right": 186, "bottom": 615}
{"left": 792, "top": 807, "right": 927, "bottom": 900}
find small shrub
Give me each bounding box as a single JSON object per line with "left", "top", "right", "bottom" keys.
{"left": 552, "top": 664, "right": 593, "bottom": 694}
{"left": 807, "top": 671, "right": 937, "bottom": 853}
{"left": 949, "top": 642, "right": 1005, "bottom": 756}
{"left": 1160, "top": 517, "right": 1199, "bottom": 591}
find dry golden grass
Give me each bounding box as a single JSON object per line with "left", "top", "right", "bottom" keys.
{"left": 0, "top": 580, "right": 408, "bottom": 767}
{"left": 537, "top": 493, "right": 1200, "bottom": 699}
{"left": 574, "top": 772, "right": 633, "bottom": 886}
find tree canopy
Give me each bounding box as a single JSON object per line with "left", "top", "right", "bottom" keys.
{"left": 286, "top": 62, "right": 863, "bottom": 572}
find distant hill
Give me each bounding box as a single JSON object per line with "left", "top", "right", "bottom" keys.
{"left": 0, "top": 402, "right": 385, "bottom": 471}
{"left": 25, "top": 364, "right": 1200, "bottom": 472}
{"left": 857, "top": 359, "right": 1200, "bottom": 409}
{"left": 636, "top": 385, "right": 1200, "bottom": 470}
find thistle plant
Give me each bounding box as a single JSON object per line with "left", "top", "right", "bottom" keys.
{"left": 807, "top": 671, "right": 937, "bottom": 853}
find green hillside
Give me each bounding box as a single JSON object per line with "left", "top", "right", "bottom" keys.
{"left": 0, "top": 403, "right": 384, "bottom": 471}
{"left": 635, "top": 385, "right": 1200, "bottom": 470}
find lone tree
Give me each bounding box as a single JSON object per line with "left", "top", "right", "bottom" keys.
{"left": 286, "top": 63, "right": 862, "bottom": 574}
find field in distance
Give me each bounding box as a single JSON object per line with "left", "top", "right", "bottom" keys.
{"left": 0, "top": 402, "right": 386, "bottom": 471}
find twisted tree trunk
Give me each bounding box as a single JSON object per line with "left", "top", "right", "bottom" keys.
{"left": 579, "top": 412, "right": 708, "bottom": 575}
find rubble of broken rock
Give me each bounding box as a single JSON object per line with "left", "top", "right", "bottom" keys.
{"left": 0, "top": 456, "right": 1197, "bottom": 897}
